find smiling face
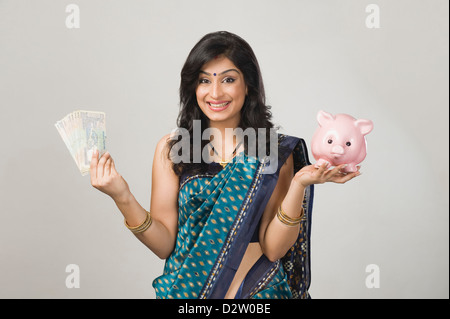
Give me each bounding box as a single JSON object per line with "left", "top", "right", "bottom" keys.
{"left": 196, "top": 56, "right": 247, "bottom": 128}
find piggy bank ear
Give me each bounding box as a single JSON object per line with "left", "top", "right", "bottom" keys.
{"left": 317, "top": 110, "right": 335, "bottom": 127}
{"left": 355, "top": 119, "right": 374, "bottom": 135}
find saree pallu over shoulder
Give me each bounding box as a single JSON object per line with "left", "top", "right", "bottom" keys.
{"left": 280, "top": 135, "right": 314, "bottom": 299}
{"left": 152, "top": 134, "right": 314, "bottom": 299}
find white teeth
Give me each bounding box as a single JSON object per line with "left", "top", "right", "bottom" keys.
{"left": 209, "top": 102, "right": 229, "bottom": 108}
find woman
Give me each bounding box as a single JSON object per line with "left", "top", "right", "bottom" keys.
{"left": 90, "top": 31, "right": 360, "bottom": 299}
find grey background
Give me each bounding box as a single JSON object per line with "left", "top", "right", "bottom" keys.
{"left": 0, "top": 0, "right": 448, "bottom": 298}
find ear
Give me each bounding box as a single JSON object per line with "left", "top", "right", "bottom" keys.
{"left": 317, "top": 110, "right": 334, "bottom": 127}
{"left": 355, "top": 119, "right": 374, "bottom": 135}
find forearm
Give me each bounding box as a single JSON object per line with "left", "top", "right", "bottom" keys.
{"left": 261, "top": 181, "right": 306, "bottom": 262}
{"left": 114, "top": 193, "right": 175, "bottom": 259}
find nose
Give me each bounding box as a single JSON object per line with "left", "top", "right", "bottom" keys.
{"left": 331, "top": 145, "right": 345, "bottom": 155}
{"left": 210, "top": 81, "right": 223, "bottom": 99}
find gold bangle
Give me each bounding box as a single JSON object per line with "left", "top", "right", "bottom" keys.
{"left": 277, "top": 204, "right": 303, "bottom": 227}
{"left": 124, "top": 211, "right": 152, "bottom": 234}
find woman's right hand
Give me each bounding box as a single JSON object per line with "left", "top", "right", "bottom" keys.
{"left": 90, "top": 150, "right": 131, "bottom": 204}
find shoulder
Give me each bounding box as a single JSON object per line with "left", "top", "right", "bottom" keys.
{"left": 276, "top": 134, "right": 298, "bottom": 173}
{"left": 153, "top": 132, "right": 177, "bottom": 169}
{"left": 155, "top": 131, "right": 180, "bottom": 155}
{"left": 155, "top": 132, "right": 176, "bottom": 150}
{"left": 278, "top": 134, "right": 303, "bottom": 149}
{"left": 277, "top": 134, "right": 310, "bottom": 170}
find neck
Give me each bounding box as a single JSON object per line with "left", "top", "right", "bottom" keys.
{"left": 207, "top": 118, "right": 242, "bottom": 161}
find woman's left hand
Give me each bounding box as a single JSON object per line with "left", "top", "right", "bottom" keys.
{"left": 292, "top": 163, "right": 361, "bottom": 188}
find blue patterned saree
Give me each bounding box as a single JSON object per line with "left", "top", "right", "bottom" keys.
{"left": 152, "top": 135, "right": 314, "bottom": 299}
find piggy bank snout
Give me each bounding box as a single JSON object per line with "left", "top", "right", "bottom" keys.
{"left": 331, "top": 145, "right": 345, "bottom": 155}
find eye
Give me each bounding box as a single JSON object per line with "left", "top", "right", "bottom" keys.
{"left": 198, "top": 78, "right": 210, "bottom": 84}
{"left": 327, "top": 139, "right": 333, "bottom": 144}
{"left": 223, "top": 77, "right": 236, "bottom": 83}
{"left": 346, "top": 142, "right": 351, "bottom": 147}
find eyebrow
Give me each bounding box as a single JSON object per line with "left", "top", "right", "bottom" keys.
{"left": 199, "top": 69, "right": 241, "bottom": 76}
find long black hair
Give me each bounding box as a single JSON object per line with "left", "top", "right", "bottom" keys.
{"left": 167, "top": 31, "right": 275, "bottom": 176}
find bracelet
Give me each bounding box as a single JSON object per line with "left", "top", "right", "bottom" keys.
{"left": 277, "top": 204, "right": 303, "bottom": 227}
{"left": 124, "top": 211, "right": 152, "bottom": 234}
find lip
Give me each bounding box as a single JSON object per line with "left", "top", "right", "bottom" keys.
{"left": 207, "top": 101, "right": 231, "bottom": 112}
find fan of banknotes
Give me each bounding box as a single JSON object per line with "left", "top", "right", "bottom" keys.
{"left": 55, "top": 110, "right": 107, "bottom": 176}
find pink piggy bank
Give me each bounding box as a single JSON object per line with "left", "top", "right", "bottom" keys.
{"left": 311, "top": 110, "right": 374, "bottom": 173}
